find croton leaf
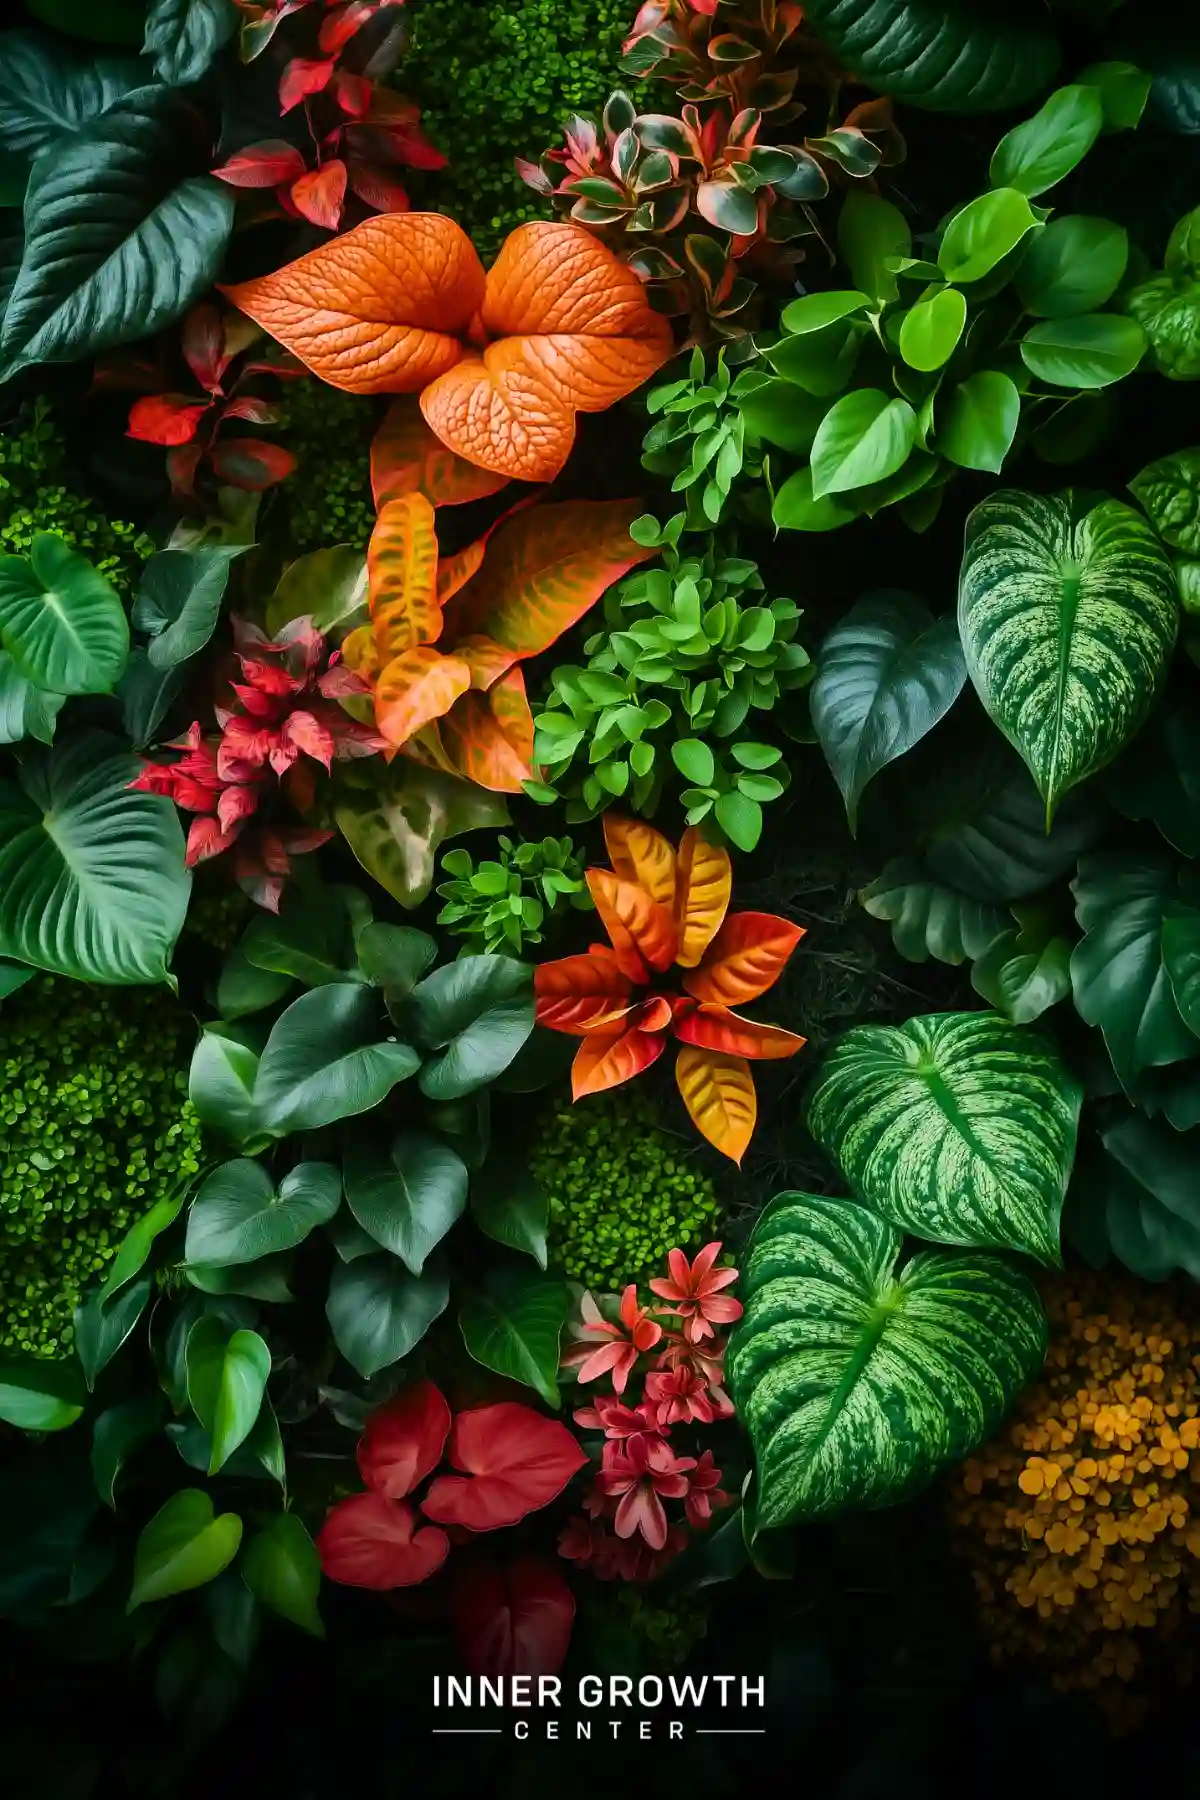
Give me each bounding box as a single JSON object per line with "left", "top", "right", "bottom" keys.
{"left": 142, "top": 0, "right": 237, "bottom": 86}
{"left": 682, "top": 911, "right": 803, "bottom": 1006}
{"left": 371, "top": 397, "right": 509, "bottom": 508}
{"left": 0, "top": 533, "right": 129, "bottom": 694}
{"left": 726, "top": 1192, "right": 1048, "bottom": 1532}
{"left": 860, "top": 857, "right": 1007, "bottom": 965}
{"left": 958, "top": 490, "right": 1179, "bottom": 824}
{"left": 333, "top": 758, "right": 509, "bottom": 908}
{"left": 367, "top": 491, "right": 441, "bottom": 663}
{"left": 436, "top": 682, "right": 534, "bottom": 792}
{"left": 0, "top": 730, "right": 189, "bottom": 982}
{"left": 675, "top": 1044, "right": 757, "bottom": 1165}
{"left": 1, "top": 85, "right": 235, "bottom": 379}
{"left": 0, "top": 29, "right": 142, "bottom": 162}
{"left": 808, "top": 1010, "right": 1082, "bottom": 1262}
{"left": 797, "top": 0, "right": 1059, "bottom": 112}
{"left": 375, "top": 646, "right": 471, "bottom": 746}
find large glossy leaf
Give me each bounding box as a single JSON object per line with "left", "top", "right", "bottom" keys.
{"left": 188, "top": 1026, "right": 264, "bottom": 1147}
{"left": 343, "top": 1131, "right": 468, "bottom": 1274}
{"left": 0, "top": 730, "right": 189, "bottom": 982}
{"left": 0, "top": 29, "right": 141, "bottom": 161}
{"left": 1, "top": 85, "right": 235, "bottom": 380}
{"left": 185, "top": 1317, "right": 271, "bottom": 1475}
{"left": 989, "top": 85, "right": 1103, "bottom": 197}
{"left": 142, "top": 0, "right": 237, "bottom": 86}
{"left": 334, "top": 759, "right": 509, "bottom": 909}
{"left": 726, "top": 1192, "right": 1047, "bottom": 1531}
{"left": 128, "top": 1489, "right": 242, "bottom": 1610}
{"left": 860, "top": 857, "right": 1005, "bottom": 964}
{"left": 1013, "top": 217, "right": 1129, "bottom": 319}
{"left": 326, "top": 1253, "right": 450, "bottom": 1379}
{"left": 458, "top": 1266, "right": 570, "bottom": 1409}
{"left": 469, "top": 1155, "right": 549, "bottom": 1269}
{"left": 958, "top": 490, "right": 1178, "bottom": 824}
{"left": 811, "top": 591, "right": 965, "bottom": 831}
{"left": 1105, "top": 707, "right": 1200, "bottom": 857}
{"left": 134, "top": 547, "right": 240, "bottom": 669}
{"left": 407, "top": 955, "right": 535, "bottom": 1100}
{"left": 185, "top": 1159, "right": 341, "bottom": 1266}
{"left": 0, "top": 533, "right": 128, "bottom": 693}
{"left": 808, "top": 1010, "right": 1081, "bottom": 1262}
{"left": 1070, "top": 848, "right": 1199, "bottom": 1092}
{"left": 265, "top": 546, "right": 367, "bottom": 639}
{"left": 74, "top": 1274, "right": 153, "bottom": 1390}
{"left": 797, "top": 0, "right": 1058, "bottom": 111}
{"left": 253, "top": 983, "right": 420, "bottom": 1136}
{"left": 1066, "top": 1115, "right": 1200, "bottom": 1281}
{"left": 0, "top": 648, "right": 64, "bottom": 745}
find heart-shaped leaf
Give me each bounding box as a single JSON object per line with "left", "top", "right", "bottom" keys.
{"left": 184, "top": 1317, "right": 271, "bottom": 1475}
{"left": 937, "top": 371, "right": 1020, "bottom": 473}
{"left": 809, "top": 390, "right": 916, "bottom": 499}
{"left": 970, "top": 920, "right": 1072, "bottom": 1024}
{"left": 185, "top": 1158, "right": 341, "bottom": 1267}
{"left": 408, "top": 955, "right": 534, "bottom": 1100}
{"left": 808, "top": 1010, "right": 1082, "bottom": 1263}
{"left": 343, "top": 1130, "right": 468, "bottom": 1274}
{"left": 0, "top": 649, "right": 64, "bottom": 746}
{"left": 73, "top": 1275, "right": 153, "bottom": 1390}
{"left": 469, "top": 1155, "right": 549, "bottom": 1268}
{"left": 937, "top": 188, "right": 1039, "bottom": 282}
{"left": 922, "top": 758, "right": 1106, "bottom": 902}
{"left": 458, "top": 1266, "right": 570, "bottom": 1408}
{"left": 1013, "top": 216, "right": 1129, "bottom": 319}
{"left": 334, "top": 759, "right": 510, "bottom": 909}
{"left": 989, "top": 84, "right": 1104, "bottom": 196}
{"left": 134, "top": 547, "right": 240, "bottom": 669}
{"left": 188, "top": 1026, "right": 263, "bottom": 1146}
{"left": 0, "top": 534, "right": 128, "bottom": 693}
{"left": 91, "top": 1393, "right": 164, "bottom": 1507}
{"left": 326, "top": 1253, "right": 450, "bottom": 1379}
{"left": 252, "top": 982, "right": 420, "bottom": 1136}
{"left": 128, "top": 1489, "right": 243, "bottom": 1610}
{"left": 1020, "top": 314, "right": 1147, "bottom": 389}
{"left": 241, "top": 1514, "right": 324, "bottom": 1638}
{"left": 726, "top": 1192, "right": 1047, "bottom": 1532}
{"left": 0, "top": 1352, "right": 85, "bottom": 1431}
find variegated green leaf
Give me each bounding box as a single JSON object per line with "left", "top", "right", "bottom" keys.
{"left": 958, "top": 490, "right": 1179, "bottom": 824}
{"left": 726, "top": 1192, "right": 1047, "bottom": 1531}
{"left": 807, "top": 1011, "right": 1081, "bottom": 1263}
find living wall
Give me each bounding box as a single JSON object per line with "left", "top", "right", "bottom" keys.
{"left": 2, "top": 0, "right": 1200, "bottom": 1791}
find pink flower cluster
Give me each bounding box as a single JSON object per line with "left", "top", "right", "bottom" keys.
{"left": 558, "top": 1243, "right": 741, "bottom": 1582}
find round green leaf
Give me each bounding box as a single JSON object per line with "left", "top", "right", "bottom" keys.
{"left": 0, "top": 730, "right": 189, "bottom": 982}
{"left": 0, "top": 1353, "right": 85, "bottom": 1432}
{"left": 128, "top": 1489, "right": 243, "bottom": 1612}
{"left": 252, "top": 982, "right": 420, "bottom": 1136}
{"left": 326, "top": 1253, "right": 449, "bottom": 1379}
{"left": 1, "top": 87, "right": 235, "bottom": 379}
{"left": 807, "top": 1010, "right": 1082, "bottom": 1263}
{"left": 898, "top": 287, "right": 967, "bottom": 372}
{"left": 811, "top": 591, "right": 966, "bottom": 831}
{"left": 714, "top": 788, "right": 761, "bottom": 851}
{"left": 185, "top": 1318, "right": 271, "bottom": 1476}
{"left": 408, "top": 956, "right": 534, "bottom": 1101}
{"left": 778, "top": 289, "right": 871, "bottom": 335}
{"left": 672, "top": 738, "right": 715, "bottom": 785}
{"left": 810, "top": 390, "right": 916, "bottom": 499}
{"left": 185, "top": 1159, "right": 341, "bottom": 1267}
{"left": 1013, "top": 216, "right": 1129, "bottom": 319}
{"left": 958, "top": 490, "right": 1179, "bottom": 822}
{"left": 860, "top": 857, "right": 1005, "bottom": 964}
{"left": 343, "top": 1130, "right": 468, "bottom": 1274}
{"left": 726, "top": 1193, "right": 1048, "bottom": 1532}
{"left": 937, "top": 371, "right": 1020, "bottom": 473}
{"left": 458, "top": 1267, "right": 570, "bottom": 1409}
{"left": 938, "top": 188, "right": 1039, "bottom": 284}
{"left": 796, "top": 0, "right": 1059, "bottom": 112}
{"left": 771, "top": 467, "right": 862, "bottom": 533}
{"left": 1020, "top": 313, "right": 1147, "bottom": 388}
{"left": 0, "top": 534, "right": 128, "bottom": 694}
{"left": 240, "top": 1515, "right": 324, "bottom": 1639}
{"left": 989, "top": 84, "right": 1104, "bottom": 196}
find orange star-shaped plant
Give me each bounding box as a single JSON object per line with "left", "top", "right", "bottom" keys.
{"left": 533, "top": 816, "right": 806, "bottom": 1163}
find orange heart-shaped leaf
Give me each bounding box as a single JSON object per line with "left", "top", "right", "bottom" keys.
{"left": 602, "top": 815, "right": 676, "bottom": 912}
{"left": 572, "top": 1026, "right": 666, "bottom": 1099}
{"left": 437, "top": 688, "right": 531, "bottom": 793}
{"left": 674, "top": 1003, "right": 806, "bottom": 1061}
{"left": 372, "top": 396, "right": 511, "bottom": 507}
{"left": 535, "top": 947, "right": 635, "bottom": 1035}
{"left": 674, "top": 827, "right": 732, "bottom": 968}
{"left": 444, "top": 500, "right": 653, "bottom": 661}
{"left": 221, "top": 213, "right": 486, "bottom": 395}
{"left": 684, "top": 911, "right": 805, "bottom": 1006}
{"left": 368, "top": 492, "right": 441, "bottom": 659}
{"left": 587, "top": 868, "right": 677, "bottom": 983}
{"left": 376, "top": 646, "right": 471, "bottom": 746}
{"left": 420, "top": 222, "right": 674, "bottom": 481}
{"left": 674, "top": 1046, "right": 756, "bottom": 1164}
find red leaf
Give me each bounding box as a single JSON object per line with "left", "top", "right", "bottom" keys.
{"left": 332, "top": 71, "right": 372, "bottom": 117}
{"left": 219, "top": 394, "right": 283, "bottom": 425}
{"left": 534, "top": 946, "right": 634, "bottom": 1035}
{"left": 358, "top": 1381, "right": 452, "bottom": 1499}
{"left": 571, "top": 1025, "right": 665, "bottom": 1097}
{"left": 127, "top": 394, "right": 209, "bottom": 447}
{"left": 316, "top": 1492, "right": 450, "bottom": 1588}
{"left": 684, "top": 911, "right": 805, "bottom": 1006}
{"left": 347, "top": 160, "right": 412, "bottom": 215}
{"left": 421, "top": 1404, "right": 588, "bottom": 1531}
{"left": 181, "top": 303, "right": 226, "bottom": 392}
{"left": 673, "top": 1002, "right": 806, "bottom": 1061}
{"left": 291, "top": 159, "right": 347, "bottom": 230}
{"left": 212, "top": 140, "right": 308, "bottom": 188}
{"left": 587, "top": 868, "right": 677, "bottom": 982}
{"left": 210, "top": 438, "right": 297, "bottom": 489}
{"left": 319, "top": 1, "right": 377, "bottom": 54}
{"left": 279, "top": 57, "right": 335, "bottom": 113}
{"left": 453, "top": 1556, "right": 575, "bottom": 1680}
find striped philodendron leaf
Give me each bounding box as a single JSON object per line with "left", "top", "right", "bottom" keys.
{"left": 727, "top": 1192, "right": 1048, "bottom": 1532}
{"left": 807, "top": 1011, "right": 1081, "bottom": 1263}
{"left": 958, "top": 490, "right": 1179, "bottom": 824}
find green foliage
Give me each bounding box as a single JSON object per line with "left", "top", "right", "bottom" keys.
{"left": 1126, "top": 205, "right": 1200, "bottom": 380}
{"left": 0, "top": 975, "right": 202, "bottom": 1357}
{"left": 529, "top": 1089, "right": 722, "bottom": 1290}
{"left": 640, "top": 349, "right": 764, "bottom": 531}
{"left": 531, "top": 511, "right": 806, "bottom": 846}
{"left": 400, "top": 0, "right": 632, "bottom": 259}
{"left": 436, "top": 833, "right": 591, "bottom": 956}
{"left": 583, "top": 1585, "right": 710, "bottom": 1673}
{"left": 278, "top": 381, "right": 376, "bottom": 554}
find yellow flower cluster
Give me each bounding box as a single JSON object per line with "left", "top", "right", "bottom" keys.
{"left": 949, "top": 1271, "right": 1200, "bottom": 1730}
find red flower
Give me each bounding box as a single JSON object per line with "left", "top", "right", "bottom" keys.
{"left": 421, "top": 1403, "right": 588, "bottom": 1531}
{"left": 643, "top": 1364, "right": 719, "bottom": 1428}
{"left": 596, "top": 1435, "right": 695, "bottom": 1550}
{"left": 315, "top": 1491, "right": 449, "bottom": 1589}
{"left": 649, "top": 1241, "right": 742, "bottom": 1344}
{"left": 683, "top": 1448, "right": 734, "bottom": 1530}
{"left": 357, "top": 1380, "right": 452, "bottom": 1499}
{"left": 565, "top": 1287, "right": 663, "bottom": 1397}
{"left": 452, "top": 1555, "right": 575, "bottom": 1680}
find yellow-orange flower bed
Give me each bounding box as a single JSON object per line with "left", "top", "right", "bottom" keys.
{"left": 949, "top": 1271, "right": 1200, "bottom": 1730}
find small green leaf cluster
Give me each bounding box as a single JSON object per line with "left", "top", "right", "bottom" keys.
{"left": 0, "top": 976, "right": 202, "bottom": 1357}
{"left": 278, "top": 381, "right": 376, "bottom": 553}
{"left": 436, "top": 834, "right": 592, "bottom": 955}
{"left": 641, "top": 348, "right": 765, "bottom": 530}
{"left": 529, "top": 1090, "right": 722, "bottom": 1291}
{"left": 585, "top": 1584, "right": 711, "bottom": 1673}
{"left": 399, "top": 0, "right": 631, "bottom": 259}
{"left": 0, "top": 403, "right": 153, "bottom": 597}
{"left": 182, "top": 878, "right": 253, "bottom": 952}
{"left": 530, "top": 516, "right": 806, "bottom": 848}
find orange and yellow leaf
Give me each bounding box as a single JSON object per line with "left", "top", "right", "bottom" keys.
{"left": 684, "top": 911, "right": 805, "bottom": 1006}
{"left": 602, "top": 815, "right": 676, "bottom": 912}
{"left": 674, "top": 828, "right": 732, "bottom": 969}
{"left": 535, "top": 947, "right": 634, "bottom": 1034}
{"left": 587, "top": 868, "right": 677, "bottom": 983}
{"left": 437, "top": 689, "right": 531, "bottom": 793}
{"left": 675, "top": 1046, "right": 756, "bottom": 1165}
{"left": 674, "top": 1003, "right": 806, "bottom": 1061}
{"left": 572, "top": 1027, "right": 666, "bottom": 1099}
{"left": 371, "top": 396, "right": 510, "bottom": 508}
{"left": 486, "top": 667, "right": 534, "bottom": 764}
{"left": 455, "top": 634, "right": 519, "bottom": 690}
{"left": 341, "top": 623, "right": 380, "bottom": 680}
{"left": 375, "top": 646, "right": 471, "bottom": 747}
{"left": 436, "top": 538, "right": 488, "bottom": 607}
{"left": 368, "top": 493, "right": 441, "bottom": 659}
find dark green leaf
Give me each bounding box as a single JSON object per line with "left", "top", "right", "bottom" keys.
{"left": 0, "top": 533, "right": 128, "bottom": 693}
{"left": 1069, "top": 1114, "right": 1200, "bottom": 1280}
{"left": 0, "top": 31, "right": 142, "bottom": 160}
{"left": 458, "top": 1266, "right": 570, "bottom": 1408}
{"left": 796, "top": 0, "right": 1058, "bottom": 113}
{"left": 408, "top": 956, "right": 534, "bottom": 1100}
{"left": 1013, "top": 216, "right": 1129, "bottom": 319}
{"left": 923, "top": 761, "right": 1106, "bottom": 901}
{"left": 73, "top": 1274, "right": 153, "bottom": 1391}
{"left": 970, "top": 923, "right": 1072, "bottom": 1023}
{"left": 116, "top": 646, "right": 187, "bottom": 747}
{"left": 185, "top": 1158, "right": 340, "bottom": 1266}
{"left": 343, "top": 1130, "right": 468, "bottom": 1274}
{"left": 184, "top": 1317, "right": 271, "bottom": 1475}
{"left": 91, "top": 1393, "right": 164, "bottom": 1507}
{"left": 134, "top": 548, "right": 239, "bottom": 669}
{"left": 240, "top": 1514, "right": 323, "bottom": 1638}
{"left": 937, "top": 370, "right": 1020, "bottom": 472}
{"left": 0, "top": 1353, "right": 85, "bottom": 1431}
{"left": 253, "top": 982, "right": 420, "bottom": 1136}
{"left": 810, "top": 389, "right": 916, "bottom": 498}
{"left": 469, "top": 1155, "right": 549, "bottom": 1269}
{"left": 989, "top": 84, "right": 1103, "bottom": 196}
{"left": 860, "top": 856, "right": 1005, "bottom": 964}
{"left": 1104, "top": 707, "right": 1200, "bottom": 856}
{"left": 326, "top": 1254, "right": 449, "bottom": 1379}
{"left": 143, "top": 0, "right": 237, "bottom": 86}
{"left": 215, "top": 945, "right": 294, "bottom": 1020}
{"left": 188, "top": 1026, "right": 262, "bottom": 1146}
{"left": 355, "top": 920, "right": 437, "bottom": 999}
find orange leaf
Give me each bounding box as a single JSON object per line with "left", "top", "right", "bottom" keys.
{"left": 437, "top": 538, "right": 488, "bottom": 607}
{"left": 441, "top": 499, "right": 654, "bottom": 661}
{"left": 674, "top": 1003, "right": 806, "bottom": 1061}
{"left": 341, "top": 623, "right": 379, "bottom": 680}
{"left": 587, "top": 868, "right": 677, "bottom": 984}
{"left": 486, "top": 666, "right": 534, "bottom": 764}
{"left": 535, "top": 947, "right": 634, "bottom": 1034}
{"left": 455, "top": 635, "right": 518, "bottom": 690}
{"left": 602, "top": 815, "right": 676, "bottom": 912}
{"left": 674, "top": 1046, "right": 756, "bottom": 1164}
{"left": 220, "top": 213, "right": 485, "bottom": 395}
{"left": 673, "top": 827, "right": 731, "bottom": 968}
{"left": 572, "top": 1027, "right": 666, "bottom": 1099}
{"left": 368, "top": 492, "right": 441, "bottom": 660}
{"left": 371, "top": 396, "right": 510, "bottom": 507}
{"left": 376, "top": 646, "right": 471, "bottom": 746}
{"left": 420, "top": 222, "right": 674, "bottom": 481}
{"left": 684, "top": 911, "right": 805, "bottom": 1006}
{"left": 437, "top": 690, "right": 531, "bottom": 793}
